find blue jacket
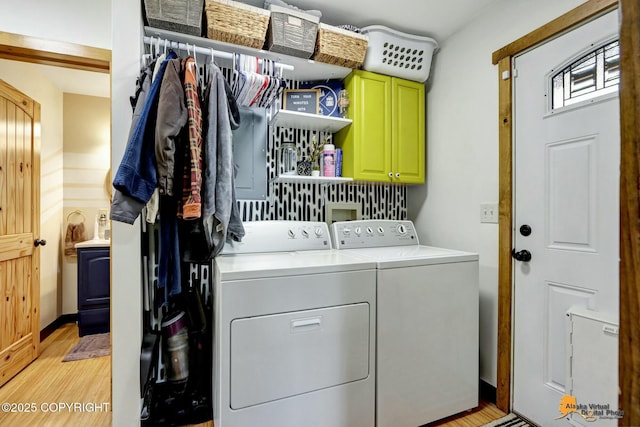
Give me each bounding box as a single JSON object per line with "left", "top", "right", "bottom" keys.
{"left": 111, "top": 51, "right": 177, "bottom": 224}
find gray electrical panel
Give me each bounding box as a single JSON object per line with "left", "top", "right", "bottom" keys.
{"left": 232, "top": 107, "right": 267, "bottom": 200}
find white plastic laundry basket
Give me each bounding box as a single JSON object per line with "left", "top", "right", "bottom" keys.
{"left": 360, "top": 25, "right": 438, "bottom": 82}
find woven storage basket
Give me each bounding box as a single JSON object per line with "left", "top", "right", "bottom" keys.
{"left": 361, "top": 25, "right": 438, "bottom": 82}
{"left": 266, "top": 4, "right": 319, "bottom": 59}
{"left": 205, "top": 0, "right": 270, "bottom": 49}
{"left": 144, "top": 0, "right": 205, "bottom": 36}
{"left": 313, "top": 24, "right": 368, "bottom": 69}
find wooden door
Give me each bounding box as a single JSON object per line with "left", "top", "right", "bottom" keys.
{"left": 392, "top": 77, "right": 424, "bottom": 184}
{"left": 512, "top": 10, "right": 619, "bottom": 425}
{"left": 0, "top": 79, "right": 41, "bottom": 387}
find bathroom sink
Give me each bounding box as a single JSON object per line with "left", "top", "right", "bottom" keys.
{"left": 75, "top": 239, "right": 111, "bottom": 248}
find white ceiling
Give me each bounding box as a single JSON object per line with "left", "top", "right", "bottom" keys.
{"left": 245, "top": 0, "right": 500, "bottom": 41}
{"left": 35, "top": 0, "right": 500, "bottom": 98}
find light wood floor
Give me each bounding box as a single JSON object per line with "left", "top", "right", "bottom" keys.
{"left": 429, "top": 400, "right": 507, "bottom": 426}
{"left": 0, "top": 323, "right": 111, "bottom": 427}
{"left": 0, "top": 323, "right": 506, "bottom": 427}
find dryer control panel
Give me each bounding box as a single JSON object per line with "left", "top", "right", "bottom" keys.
{"left": 331, "top": 220, "right": 418, "bottom": 249}
{"left": 222, "top": 221, "right": 331, "bottom": 254}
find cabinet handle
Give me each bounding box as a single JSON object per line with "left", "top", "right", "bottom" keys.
{"left": 388, "top": 172, "right": 393, "bottom": 177}
{"left": 395, "top": 173, "right": 400, "bottom": 178}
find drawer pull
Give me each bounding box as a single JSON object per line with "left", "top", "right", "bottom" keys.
{"left": 291, "top": 317, "right": 322, "bottom": 332}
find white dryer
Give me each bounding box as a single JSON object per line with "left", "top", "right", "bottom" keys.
{"left": 331, "top": 219, "right": 479, "bottom": 427}
{"left": 213, "top": 221, "right": 376, "bottom": 427}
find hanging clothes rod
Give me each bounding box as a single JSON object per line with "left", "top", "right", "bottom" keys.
{"left": 142, "top": 36, "right": 294, "bottom": 72}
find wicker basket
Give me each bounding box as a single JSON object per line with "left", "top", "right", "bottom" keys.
{"left": 312, "top": 24, "right": 368, "bottom": 69}
{"left": 205, "top": 0, "right": 270, "bottom": 49}
{"left": 266, "top": 5, "right": 319, "bottom": 59}
{"left": 144, "top": 0, "right": 205, "bottom": 36}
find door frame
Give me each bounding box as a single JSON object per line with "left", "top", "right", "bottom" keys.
{"left": 0, "top": 32, "right": 110, "bottom": 73}
{"left": 492, "top": 0, "right": 640, "bottom": 425}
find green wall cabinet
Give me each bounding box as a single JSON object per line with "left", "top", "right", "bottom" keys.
{"left": 335, "top": 70, "right": 425, "bottom": 184}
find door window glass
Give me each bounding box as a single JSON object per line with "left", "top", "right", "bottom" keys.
{"left": 552, "top": 40, "right": 619, "bottom": 109}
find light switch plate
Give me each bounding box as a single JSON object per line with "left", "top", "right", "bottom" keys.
{"left": 480, "top": 203, "right": 499, "bottom": 223}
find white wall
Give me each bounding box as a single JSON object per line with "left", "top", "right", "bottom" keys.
{"left": 407, "top": 0, "right": 587, "bottom": 386}
{"left": 61, "top": 93, "right": 111, "bottom": 315}
{"left": 111, "top": 0, "right": 142, "bottom": 425}
{"left": 0, "top": 59, "right": 65, "bottom": 330}
{"left": 0, "top": 0, "right": 111, "bottom": 49}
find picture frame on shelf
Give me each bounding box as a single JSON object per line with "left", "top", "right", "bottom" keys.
{"left": 282, "top": 89, "right": 320, "bottom": 114}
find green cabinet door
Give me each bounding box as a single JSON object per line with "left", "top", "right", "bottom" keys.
{"left": 336, "top": 70, "right": 392, "bottom": 182}
{"left": 392, "top": 77, "right": 425, "bottom": 184}
{"left": 335, "top": 70, "right": 425, "bottom": 184}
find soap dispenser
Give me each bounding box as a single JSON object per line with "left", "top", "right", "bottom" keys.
{"left": 98, "top": 211, "right": 108, "bottom": 240}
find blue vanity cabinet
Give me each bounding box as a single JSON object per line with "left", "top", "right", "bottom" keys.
{"left": 77, "top": 246, "right": 110, "bottom": 336}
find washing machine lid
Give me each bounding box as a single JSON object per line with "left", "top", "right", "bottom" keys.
{"left": 341, "top": 245, "right": 478, "bottom": 269}
{"left": 215, "top": 250, "right": 376, "bottom": 281}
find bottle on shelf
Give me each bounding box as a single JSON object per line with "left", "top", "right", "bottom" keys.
{"left": 98, "top": 212, "right": 108, "bottom": 240}
{"left": 323, "top": 144, "right": 335, "bottom": 177}
{"left": 338, "top": 89, "right": 350, "bottom": 118}
{"left": 278, "top": 142, "right": 299, "bottom": 176}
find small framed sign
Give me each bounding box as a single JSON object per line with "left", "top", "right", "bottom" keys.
{"left": 282, "top": 89, "right": 320, "bottom": 114}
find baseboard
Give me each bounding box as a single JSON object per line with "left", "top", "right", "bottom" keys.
{"left": 40, "top": 314, "right": 77, "bottom": 342}
{"left": 480, "top": 379, "right": 497, "bottom": 404}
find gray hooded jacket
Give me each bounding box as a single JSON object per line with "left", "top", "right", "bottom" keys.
{"left": 202, "top": 65, "right": 244, "bottom": 257}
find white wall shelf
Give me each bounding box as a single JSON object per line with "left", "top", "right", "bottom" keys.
{"left": 269, "top": 110, "right": 351, "bottom": 133}
{"left": 144, "top": 26, "right": 353, "bottom": 81}
{"left": 268, "top": 174, "right": 353, "bottom": 207}
{"left": 273, "top": 175, "right": 353, "bottom": 184}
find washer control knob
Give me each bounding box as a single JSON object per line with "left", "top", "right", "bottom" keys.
{"left": 342, "top": 227, "right": 351, "bottom": 236}
{"left": 366, "top": 226, "right": 374, "bottom": 235}
{"left": 397, "top": 224, "right": 407, "bottom": 235}
{"left": 377, "top": 226, "right": 385, "bottom": 235}
{"left": 288, "top": 229, "right": 296, "bottom": 238}
{"left": 354, "top": 226, "right": 361, "bottom": 236}
{"left": 314, "top": 227, "right": 323, "bottom": 238}
{"left": 301, "top": 229, "right": 309, "bottom": 239}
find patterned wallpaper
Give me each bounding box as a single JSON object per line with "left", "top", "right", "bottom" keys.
{"left": 238, "top": 119, "right": 407, "bottom": 223}
{"left": 212, "top": 69, "right": 408, "bottom": 223}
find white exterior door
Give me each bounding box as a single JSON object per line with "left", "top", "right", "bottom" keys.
{"left": 512, "top": 10, "right": 620, "bottom": 426}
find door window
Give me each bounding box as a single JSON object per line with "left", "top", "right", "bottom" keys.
{"left": 551, "top": 39, "right": 619, "bottom": 110}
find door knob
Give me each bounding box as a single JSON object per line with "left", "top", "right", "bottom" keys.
{"left": 34, "top": 239, "right": 47, "bottom": 247}
{"left": 511, "top": 248, "right": 531, "bottom": 262}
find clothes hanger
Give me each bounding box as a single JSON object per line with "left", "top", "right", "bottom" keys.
{"left": 231, "top": 53, "right": 241, "bottom": 97}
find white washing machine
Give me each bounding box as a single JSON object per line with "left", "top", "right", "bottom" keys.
{"left": 213, "top": 221, "right": 377, "bottom": 427}
{"left": 331, "top": 219, "right": 479, "bottom": 427}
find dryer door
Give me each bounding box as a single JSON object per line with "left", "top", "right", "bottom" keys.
{"left": 230, "top": 303, "right": 370, "bottom": 409}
